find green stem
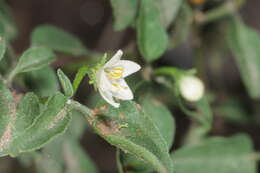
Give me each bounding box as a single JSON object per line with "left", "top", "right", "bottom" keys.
{"left": 70, "top": 100, "right": 92, "bottom": 119}
{"left": 116, "top": 149, "right": 124, "bottom": 173}
{"left": 195, "top": 0, "right": 245, "bottom": 24}
{"left": 5, "top": 69, "right": 17, "bottom": 86}
{"left": 7, "top": 42, "right": 17, "bottom": 64}
{"left": 4, "top": 42, "right": 18, "bottom": 86}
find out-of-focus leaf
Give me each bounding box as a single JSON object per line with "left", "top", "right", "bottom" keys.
{"left": 31, "top": 25, "right": 88, "bottom": 56}
{"left": 214, "top": 98, "right": 249, "bottom": 125}
{"left": 40, "top": 112, "right": 91, "bottom": 173}
{"left": 0, "top": 37, "right": 6, "bottom": 62}
{"left": 157, "top": 0, "right": 183, "bottom": 28}
{"left": 65, "top": 111, "right": 86, "bottom": 140}
{"left": 24, "top": 67, "right": 59, "bottom": 97}
{"left": 0, "top": 2, "right": 17, "bottom": 40}
{"left": 172, "top": 134, "right": 257, "bottom": 173}
{"left": 78, "top": 101, "right": 174, "bottom": 173}
{"left": 110, "top": 0, "right": 137, "bottom": 30}
{"left": 64, "top": 140, "right": 99, "bottom": 173}
{"left": 42, "top": 112, "right": 87, "bottom": 167}
{"left": 118, "top": 96, "right": 175, "bottom": 172}
{"left": 73, "top": 65, "right": 89, "bottom": 93}
{"left": 171, "top": 2, "right": 192, "bottom": 48}
{"left": 137, "top": 0, "right": 168, "bottom": 62}
{"left": 227, "top": 18, "right": 260, "bottom": 99}
{"left": 14, "top": 47, "right": 55, "bottom": 74}
{"left": 34, "top": 152, "right": 63, "bottom": 173}
{"left": 57, "top": 69, "right": 74, "bottom": 98}
{"left": 8, "top": 92, "right": 72, "bottom": 157}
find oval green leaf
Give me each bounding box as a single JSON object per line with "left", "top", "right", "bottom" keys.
{"left": 227, "top": 18, "right": 260, "bottom": 99}
{"left": 137, "top": 0, "right": 168, "bottom": 62}
{"left": 14, "top": 47, "right": 55, "bottom": 74}
{"left": 172, "top": 134, "right": 257, "bottom": 173}
{"left": 118, "top": 96, "right": 175, "bottom": 172}
{"left": 57, "top": 69, "right": 74, "bottom": 98}
{"left": 110, "top": 0, "right": 137, "bottom": 31}
{"left": 31, "top": 25, "right": 88, "bottom": 56}
{"left": 78, "top": 101, "right": 174, "bottom": 173}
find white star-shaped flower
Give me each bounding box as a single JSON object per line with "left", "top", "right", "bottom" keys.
{"left": 96, "top": 50, "right": 141, "bottom": 108}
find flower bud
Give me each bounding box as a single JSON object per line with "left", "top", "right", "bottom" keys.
{"left": 179, "top": 75, "right": 204, "bottom": 102}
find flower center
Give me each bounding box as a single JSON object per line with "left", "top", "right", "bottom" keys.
{"left": 105, "top": 67, "right": 124, "bottom": 79}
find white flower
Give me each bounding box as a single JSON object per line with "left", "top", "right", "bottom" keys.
{"left": 96, "top": 50, "right": 141, "bottom": 108}
{"left": 179, "top": 75, "right": 204, "bottom": 102}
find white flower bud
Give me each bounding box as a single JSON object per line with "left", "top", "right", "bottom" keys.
{"left": 179, "top": 75, "right": 204, "bottom": 102}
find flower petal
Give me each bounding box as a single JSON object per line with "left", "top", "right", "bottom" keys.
{"left": 111, "top": 79, "right": 133, "bottom": 100}
{"left": 98, "top": 70, "right": 120, "bottom": 108}
{"left": 115, "top": 60, "right": 141, "bottom": 78}
{"left": 99, "top": 88, "right": 120, "bottom": 108}
{"left": 104, "top": 50, "right": 123, "bottom": 68}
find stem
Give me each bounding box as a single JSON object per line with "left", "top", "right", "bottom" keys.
{"left": 4, "top": 42, "right": 18, "bottom": 86}
{"left": 195, "top": 0, "right": 245, "bottom": 24}
{"left": 6, "top": 42, "right": 17, "bottom": 65}
{"left": 116, "top": 149, "right": 124, "bottom": 173}
{"left": 5, "top": 69, "right": 17, "bottom": 86}
{"left": 69, "top": 100, "right": 92, "bottom": 119}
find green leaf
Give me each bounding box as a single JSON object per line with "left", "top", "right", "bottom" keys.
{"left": 9, "top": 92, "right": 72, "bottom": 156}
{"left": 57, "top": 69, "right": 74, "bottom": 98}
{"left": 172, "top": 134, "right": 257, "bottom": 173}
{"left": 142, "top": 97, "right": 175, "bottom": 148}
{"left": 214, "top": 98, "right": 249, "bottom": 125}
{"left": 40, "top": 113, "right": 93, "bottom": 173}
{"left": 73, "top": 65, "right": 89, "bottom": 93}
{"left": 171, "top": 2, "right": 192, "bottom": 48}
{"left": 0, "top": 88, "right": 41, "bottom": 157}
{"left": 65, "top": 111, "right": 86, "bottom": 140}
{"left": 34, "top": 152, "right": 63, "bottom": 173}
{"left": 157, "top": 0, "right": 183, "bottom": 28}
{"left": 24, "top": 67, "right": 59, "bottom": 97}
{"left": 79, "top": 101, "right": 174, "bottom": 173}
{"left": 118, "top": 96, "right": 175, "bottom": 172}
{"left": 227, "top": 18, "right": 260, "bottom": 99}
{"left": 0, "top": 37, "right": 6, "bottom": 62}
{"left": 137, "top": 0, "right": 168, "bottom": 62}
{"left": 14, "top": 93, "right": 41, "bottom": 137}
{"left": 0, "top": 2, "right": 18, "bottom": 40}
{"left": 63, "top": 140, "right": 99, "bottom": 173}
{"left": 14, "top": 47, "right": 55, "bottom": 74}
{"left": 110, "top": 0, "right": 137, "bottom": 30}
{"left": 0, "top": 81, "right": 14, "bottom": 156}
{"left": 31, "top": 25, "right": 88, "bottom": 56}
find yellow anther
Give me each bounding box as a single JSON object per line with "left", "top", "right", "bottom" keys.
{"left": 112, "top": 83, "right": 121, "bottom": 89}
{"left": 112, "top": 82, "right": 128, "bottom": 90}
{"left": 106, "top": 67, "right": 124, "bottom": 79}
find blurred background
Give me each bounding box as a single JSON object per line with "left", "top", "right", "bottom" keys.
{"left": 1, "top": 0, "right": 260, "bottom": 172}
